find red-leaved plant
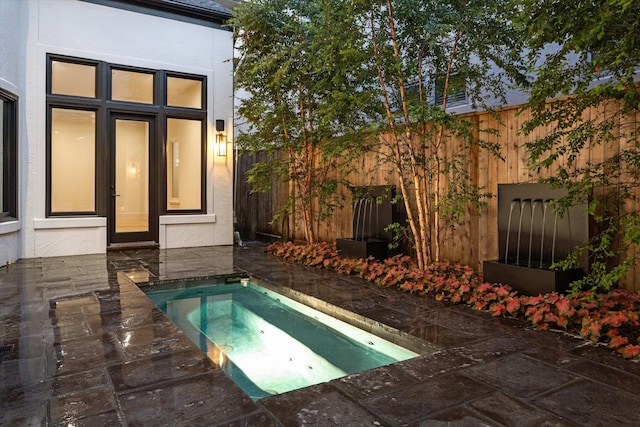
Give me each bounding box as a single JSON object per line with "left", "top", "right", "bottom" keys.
{"left": 267, "top": 242, "right": 640, "bottom": 358}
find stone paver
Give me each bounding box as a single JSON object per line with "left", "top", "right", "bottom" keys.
{"left": 1, "top": 243, "right": 639, "bottom": 425}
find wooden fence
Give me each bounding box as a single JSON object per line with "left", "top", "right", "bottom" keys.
{"left": 235, "top": 102, "right": 640, "bottom": 291}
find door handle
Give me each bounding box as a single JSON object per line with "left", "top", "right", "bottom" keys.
{"left": 112, "top": 193, "right": 120, "bottom": 197}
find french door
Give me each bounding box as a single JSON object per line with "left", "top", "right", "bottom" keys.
{"left": 108, "top": 114, "right": 158, "bottom": 244}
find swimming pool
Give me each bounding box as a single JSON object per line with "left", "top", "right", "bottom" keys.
{"left": 145, "top": 280, "right": 419, "bottom": 400}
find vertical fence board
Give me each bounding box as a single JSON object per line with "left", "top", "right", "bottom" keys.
{"left": 236, "top": 103, "right": 640, "bottom": 290}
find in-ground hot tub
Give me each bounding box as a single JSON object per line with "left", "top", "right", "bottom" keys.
{"left": 145, "top": 280, "right": 421, "bottom": 400}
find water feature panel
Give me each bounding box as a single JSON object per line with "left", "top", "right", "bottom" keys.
{"left": 483, "top": 183, "right": 588, "bottom": 295}
{"left": 505, "top": 198, "right": 556, "bottom": 268}
{"left": 336, "top": 185, "right": 400, "bottom": 260}
{"left": 146, "top": 281, "right": 418, "bottom": 400}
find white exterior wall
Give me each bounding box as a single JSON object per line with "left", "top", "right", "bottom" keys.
{"left": 12, "top": 0, "right": 234, "bottom": 259}
{"left": 0, "top": 0, "right": 28, "bottom": 265}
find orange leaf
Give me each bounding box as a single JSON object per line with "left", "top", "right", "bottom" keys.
{"left": 532, "top": 309, "right": 544, "bottom": 324}
{"left": 477, "top": 283, "right": 493, "bottom": 293}
{"left": 546, "top": 293, "right": 559, "bottom": 304}
{"left": 556, "top": 316, "right": 568, "bottom": 328}
{"left": 506, "top": 297, "right": 521, "bottom": 315}
{"left": 606, "top": 328, "right": 620, "bottom": 337}
{"left": 620, "top": 344, "right": 640, "bottom": 359}
{"left": 496, "top": 285, "right": 511, "bottom": 297}
{"left": 604, "top": 311, "right": 629, "bottom": 327}
{"left": 525, "top": 306, "right": 538, "bottom": 317}
{"left": 544, "top": 312, "right": 558, "bottom": 323}
{"left": 473, "top": 301, "right": 487, "bottom": 310}
{"left": 608, "top": 335, "right": 628, "bottom": 349}
{"left": 526, "top": 295, "right": 544, "bottom": 305}
{"left": 491, "top": 303, "right": 506, "bottom": 317}
{"left": 555, "top": 297, "right": 571, "bottom": 316}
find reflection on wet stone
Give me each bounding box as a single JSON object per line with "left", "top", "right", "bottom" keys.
{"left": 463, "top": 354, "right": 576, "bottom": 398}
{"left": 1, "top": 244, "right": 640, "bottom": 425}
{"left": 470, "top": 392, "right": 568, "bottom": 426}
{"left": 49, "top": 386, "right": 117, "bottom": 425}
{"left": 107, "top": 349, "right": 216, "bottom": 392}
{"left": 119, "top": 374, "right": 257, "bottom": 426}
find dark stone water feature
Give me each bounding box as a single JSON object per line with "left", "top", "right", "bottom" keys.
{"left": 336, "top": 186, "right": 399, "bottom": 260}
{"left": 483, "top": 183, "right": 588, "bottom": 295}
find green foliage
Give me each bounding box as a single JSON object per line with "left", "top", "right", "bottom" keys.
{"left": 519, "top": 0, "right": 640, "bottom": 291}
{"left": 233, "top": 0, "right": 527, "bottom": 260}
{"left": 230, "top": 0, "right": 376, "bottom": 242}
{"left": 384, "top": 221, "right": 410, "bottom": 251}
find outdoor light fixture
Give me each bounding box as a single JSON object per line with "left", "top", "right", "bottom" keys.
{"left": 216, "top": 119, "right": 227, "bottom": 157}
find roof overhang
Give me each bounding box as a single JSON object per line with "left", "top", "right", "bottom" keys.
{"left": 80, "top": 0, "right": 235, "bottom": 29}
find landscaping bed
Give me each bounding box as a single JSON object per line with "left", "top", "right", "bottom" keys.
{"left": 268, "top": 241, "right": 640, "bottom": 359}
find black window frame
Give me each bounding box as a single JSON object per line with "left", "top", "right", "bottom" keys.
{"left": 163, "top": 71, "right": 207, "bottom": 214}
{"left": 48, "top": 56, "right": 101, "bottom": 99}
{"left": 163, "top": 113, "right": 208, "bottom": 213}
{"left": 0, "top": 88, "right": 18, "bottom": 222}
{"left": 165, "top": 72, "right": 207, "bottom": 111}
{"left": 46, "top": 104, "right": 100, "bottom": 217}
{"left": 109, "top": 65, "right": 158, "bottom": 105}
{"left": 46, "top": 54, "right": 102, "bottom": 217}
{"left": 45, "top": 54, "right": 208, "bottom": 219}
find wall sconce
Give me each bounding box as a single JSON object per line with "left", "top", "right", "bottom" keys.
{"left": 216, "top": 119, "right": 227, "bottom": 157}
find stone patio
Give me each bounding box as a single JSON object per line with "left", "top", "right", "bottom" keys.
{"left": 2, "top": 243, "right": 640, "bottom": 426}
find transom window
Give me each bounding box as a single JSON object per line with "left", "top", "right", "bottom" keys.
{"left": 46, "top": 54, "right": 207, "bottom": 218}
{"left": 167, "top": 76, "right": 203, "bottom": 109}
{"left": 111, "top": 69, "right": 155, "bottom": 104}
{"left": 51, "top": 61, "right": 97, "bottom": 98}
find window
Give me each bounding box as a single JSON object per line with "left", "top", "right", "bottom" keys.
{"left": 167, "top": 76, "right": 203, "bottom": 109}
{"left": 111, "top": 69, "right": 154, "bottom": 104}
{"left": 434, "top": 72, "right": 467, "bottom": 106}
{"left": 50, "top": 108, "right": 96, "bottom": 213}
{"left": 51, "top": 61, "right": 96, "bottom": 98}
{"left": 46, "top": 54, "right": 207, "bottom": 219}
{"left": 0, "top": 89, "right": 17, "bottom": 222}
{"left": 399, "top": 73, "right": 467, "bottom": 109}
{"left": 166, "top": 118, "right": 203, "bottom": 210}
{"left": 403, "top": 78, "right": 422, "bottom": 103}
{"left": 165, "top": 73, "right": 206, "bottom": 213}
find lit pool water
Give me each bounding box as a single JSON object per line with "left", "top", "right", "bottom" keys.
{"left": 146, "top": 281, "right": 418, "bottom": 400}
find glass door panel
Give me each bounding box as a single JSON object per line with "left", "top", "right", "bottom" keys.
{"left": 109, "top": 114, "right": 156, "bottom": 245}
{"left": 115, "top": 119, "right": 149, "bottom": 233}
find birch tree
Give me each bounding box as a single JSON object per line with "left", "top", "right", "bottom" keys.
{"left": 367, "top": 0, "right": 526, "bottom": 268}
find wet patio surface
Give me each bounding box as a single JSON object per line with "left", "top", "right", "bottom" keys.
{"left": 2, "top": 243, "right": 640, "bottom": 426}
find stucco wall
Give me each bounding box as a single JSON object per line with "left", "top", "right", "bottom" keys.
{"left": 0, "top": 0, "right": 28, "bottom": 265}
{"left": 14, "top": 0, "right": 234, "bottom": 258}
